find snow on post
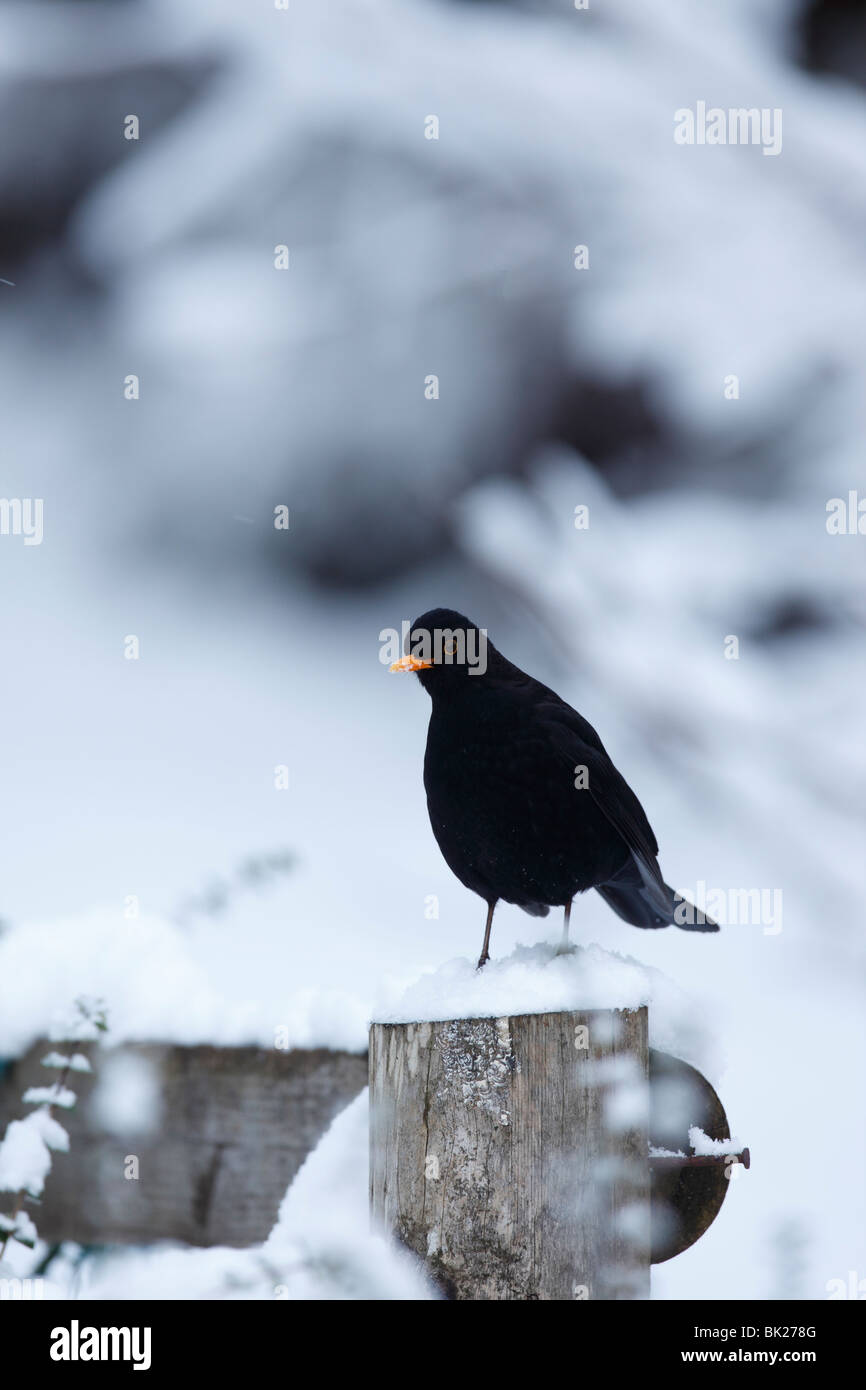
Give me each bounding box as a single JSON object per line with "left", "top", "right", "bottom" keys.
{"left": 369, "top": 1007, "right": 650, "bottom": 1300}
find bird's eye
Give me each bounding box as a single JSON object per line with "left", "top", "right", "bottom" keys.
{"left": 444, "top": 639, "right": 458, "bottom": 656}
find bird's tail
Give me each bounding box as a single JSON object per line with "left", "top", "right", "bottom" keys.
{"left": 596, "top": 861, "right": 718, "bottom": 932}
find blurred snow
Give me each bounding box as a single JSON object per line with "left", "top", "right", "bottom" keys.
{"left": 89, "top": 1050, "right": 162, "bottom": 1138}
{"left": 0, "top": 1114, "right": 53, "bottom": 1197}
{"left": 0, "top": 909, "right": 370, "bottom": 1056}
{"left": 1, "top": 0, "right": 863, "bottom": 576}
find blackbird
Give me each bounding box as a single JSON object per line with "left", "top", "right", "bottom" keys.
{"left": 391, "top": 607, "right": 718, "bottom": 967}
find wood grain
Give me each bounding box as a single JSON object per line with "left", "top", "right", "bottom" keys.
{"left": 370, "top": 1008, "right": 649, "bottom": 1300}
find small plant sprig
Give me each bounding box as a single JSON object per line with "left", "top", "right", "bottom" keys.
{"left": 0, "top": 997, "right": 107, "bottom": 1265}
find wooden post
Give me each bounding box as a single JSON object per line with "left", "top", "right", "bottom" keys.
{"left": 0, "top": 1042, "right": 368, "bottom": 1247}
{"left": 369, "top": 1008, "right": 649, "bottom": 1300}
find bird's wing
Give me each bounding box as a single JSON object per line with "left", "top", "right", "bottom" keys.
{"left": 538, "top": 695, "right": 671, "bottom": 917}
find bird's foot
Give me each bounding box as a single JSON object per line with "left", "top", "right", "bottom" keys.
{"left": 553, "top": 943, "right": 577, "bottom": 958}
{"left": 476, "top": 952, "right": 490, "bottom": 970}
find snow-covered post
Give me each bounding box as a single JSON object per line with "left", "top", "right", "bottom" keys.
{"left": 369, "top": 1007, "right": 650, "bottom": 1300}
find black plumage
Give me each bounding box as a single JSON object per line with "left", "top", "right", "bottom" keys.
{"left": 392, "top": 607, "right": 718, "bottom": 967}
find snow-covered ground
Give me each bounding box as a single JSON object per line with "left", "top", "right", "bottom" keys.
{"left": 0, "top": 0, "right": 864, "bottom": 1300}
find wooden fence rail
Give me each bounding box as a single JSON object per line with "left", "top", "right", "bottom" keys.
{"left": 0, "top": 1042, "right": 367, "bottom": 1247}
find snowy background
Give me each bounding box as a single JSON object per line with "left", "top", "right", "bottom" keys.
{"left": 0, "top": 0, "right": 864, "bottom": 1299}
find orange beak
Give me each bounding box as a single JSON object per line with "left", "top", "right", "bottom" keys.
{"left": 389, "top": 654, "right": 434, "bottom": 673}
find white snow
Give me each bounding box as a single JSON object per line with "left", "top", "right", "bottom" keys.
{"left": 21, "top": 1087, "right": 76, "bottom": 1111}
{"left": 48, "top": 1012, "right": 105, "bottom": 1046}
{"left": 40, "top": 1052, "right": 92, "bottom": 1073}
{"left": 11, "top": 1212, "right": 37, "bottom": 1248}
{"left": 375, "top": 941, "right": 719, "bottom": 1078}
{"left": 0, "top": 1116, "right": 53, "bottom": 1197}
{"left": 689, "top": 1126, "right": 744, "bottom": 1157}
{"left": 0, "top": 910, "right": 369, "bottom": 1057}
{"left": 28, "top": 1108, "right": 70, "bottom": 1155}
{"left": 89, "top": 1052, "right": 162, "bottom": 1138}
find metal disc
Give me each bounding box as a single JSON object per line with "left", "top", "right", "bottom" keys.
{"left": 649, "top": 1048, "right": 736, "bottom": 1264}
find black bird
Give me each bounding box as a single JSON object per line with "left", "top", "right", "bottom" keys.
{"left": 392, "top": 607, "right": 718, "bottom": 967}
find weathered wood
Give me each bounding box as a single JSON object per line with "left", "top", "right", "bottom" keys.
{"left": 369, "top": 1008, "right": 649, "bottom": 1300}
{"left": 0, "top": 1042, "right": 367, "bottom": 1247}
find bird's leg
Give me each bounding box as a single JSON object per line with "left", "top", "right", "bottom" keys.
{"left": 477, "top": 900, "right": 496, "bottom": 970}
{"left": 555, "top": 899, "right": 576, "bottom": 956}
